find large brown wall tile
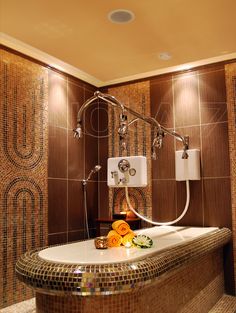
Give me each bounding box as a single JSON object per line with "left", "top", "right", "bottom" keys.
{"left": 201, "top": 122, "right": 230, "bottom": 177}
{"left": 48, "top": 233, "right": 67, "bottom": 245}
{"left": 98, "top": 182, "right": 109, "bottom": 218}
{"left": 199, "top": 69, "right": 228, "bottom": 124}
{"left": 48, "top": 126, "right": 67, "bottom": 178}
{"left": 48, "top": 71, "right": 67, "bottom": 128}
{"left": 176, "top": 180, "right": 203, "bottom": 226}
{"left": 150, "top": 78, "right": 173, "bottom": 128}
{"left": 48, "top": 70, "right": 97, "bottom": 244}
{"left": 68, "top": 131, "right": 85, "bottom": 180}
{"left": 68, "top": 81, "right": 84, "bottom": 130}
{"left": 203, "top": 178, "right": 232, "bottom": 228}
{"left": 152, "top": 180, "right": 176, "bottom": 222}
{"left": 86, "top": 181, "right": 98, "bottom": 229}
{"left": 68, "top": 180, "right": 84, "bottom": 231}
{"left": 174, "top": 72, "right": 200, "bottom": 127}
{"left": 48, "top": 179, "right": 67, "bottom": 234}
{"left": 152, "top": 135, "right": 175, "bottom": 179}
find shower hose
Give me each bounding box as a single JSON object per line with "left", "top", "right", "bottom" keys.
{"left": 124, "top": 180, "right": 190, "bottom": 226}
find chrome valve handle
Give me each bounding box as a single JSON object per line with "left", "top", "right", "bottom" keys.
{"left": 118, "top": 159, "right": 130, "bottom": 173}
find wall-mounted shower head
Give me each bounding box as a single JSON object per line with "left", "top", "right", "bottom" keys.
{"left": 118, "top": 114, "right": 128, "bottom": 151}
{"left": 73, "top": 123, "right": 83, "bottom": 139}
{"left": 84, "top": 165, "right": 102, "bottom": 183}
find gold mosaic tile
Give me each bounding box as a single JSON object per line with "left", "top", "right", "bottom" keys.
{"left": 107, "top": 82, "right": 152, "bottom": 218}
{"left": 208, "top": 295, "right": 236, "bottom": 313}
{"left": 225, "top": 62, "right": 236, "bottom": 293}
{"left": 0, "top": 49, "right": 48, "bottom": 309}
{"left": 34, "top": 249, "right": 224, "bottom": 313}
{"left": 16, "top": 228, "right": 230, "bottom": 296}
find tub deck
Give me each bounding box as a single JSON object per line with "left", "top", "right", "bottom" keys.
{"left": 38, "top": 226, "right": 219, "bottom": 265}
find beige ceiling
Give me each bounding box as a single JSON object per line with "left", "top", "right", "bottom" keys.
{"left": 1, "top": 0, "right": 236, "bottom": 84}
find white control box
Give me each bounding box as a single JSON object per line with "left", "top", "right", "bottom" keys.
{"left": 107, "top": 156, "right": 147, "bottom": 187}
{"left": 175, "top": 149, "right": 201, "bottom": 181}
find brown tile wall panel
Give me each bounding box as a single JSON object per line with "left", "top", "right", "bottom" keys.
{"left": 203, "top": 178, "right": 232, "bottom": 228}
{"left": 150, "top": 78, "right": 173, "bottom": 128}
{"left": 98, "top": 101, "right": 109, "bottom": 182}
{"left": 48, "top": 233, "right": 67, "bottom": 245}
{"left": 98, "top": 182, "right": 109, "bottom": 218}
{"left": 173, "top": 72, "right": 200, "bottom": 127}
{"left": 48, "top": 179, "right": 67, "bottom": 234}
{"left": 176, "top": 180, "right": 203, "bottom": 226}
{"left": 152, "top": 180, "right": 176, "bottom": 222}
{"left": 86, "top": 182, "right": 98, "bottom": 229}
{"left": 67, "top": 81, "right": 84, "bottom": 130}
{"left": 68, "top": 180, "right": 84, "bottom": 231}
{"left": 127, "top": 64, "right": 233, "bottom": 292}
{"left": 68, "top": 230, "right": 86, "bottom": 242}
{"left": 48, "top": 71, "right": 67, "bottom": 128}
{"left": 48, "top": 126, "right": 67, "bottom": 178}
{"left": 0, "top": 49, "right": 48, "bottom": 308}
{"left": 201, "top": 122, "right": 230, "bottom": 177}
{"left": 107, "top": 82, "right": 152, "bottom": 218}
{"left": 152, "top": 135, "right": 175, "bottom": 179}
{"left": 199, "top": 69, "right": 228, "bottom": 124}
{"left": 98, "top": 137, "right": 108, "bottom": 182}
{"left": 48, "top": 70, "right": 98, "bottom": 246}
{"left": 84, "top": 90, "right": 99, "bottom": 180}
{"left": 68, "top": 131, "right": 85, "bottom": 180}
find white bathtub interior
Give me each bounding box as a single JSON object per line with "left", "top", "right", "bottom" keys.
{"left": 38, "top": 226, "right": 219, "bottom": 265}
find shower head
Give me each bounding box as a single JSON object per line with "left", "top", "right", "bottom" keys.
{"left": 93, "top": 165, "right": 102, "bottom": 172}
{"left": 84, "top": 165, "right": 102, "bottom": 182}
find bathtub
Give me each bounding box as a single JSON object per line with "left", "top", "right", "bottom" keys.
{"left": 16, "top": 226, "right": 231, "bottom": 313}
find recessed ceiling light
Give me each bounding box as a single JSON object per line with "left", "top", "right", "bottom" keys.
{"left": 159, "top": 52, "right": 172, "bottom": 61}
{"left": 108, "top": 9, "right": 135, "bottom": 24}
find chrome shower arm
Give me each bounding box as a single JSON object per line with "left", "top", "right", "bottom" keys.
{"left": 76, "top": 94, "right": 99, "bottom": 125}
{"left": 75, "top": 90, "right": 189, "bottom": 154}
{"left": 127, "top": 117, "right": 187, "bottom": 147}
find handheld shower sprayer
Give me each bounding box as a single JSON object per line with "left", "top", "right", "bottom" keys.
{"left": 84, "top": 165, "right": 102, "bottom": 183}
{"left": 82, "top": 165, "right": 102, "bottom": 239}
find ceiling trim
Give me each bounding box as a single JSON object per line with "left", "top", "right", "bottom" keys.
{"left": 0, "top": 32, "right": 103, "bottom": 87}
{"left": 1, "top": 32, "right": 236, "bottom": 88}
{"left": 105, "top": 53, "right": 236, "bottom": 86}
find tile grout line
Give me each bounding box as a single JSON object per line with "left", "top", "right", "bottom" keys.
{"left": 172, "top": 74, "right": 178, "bottom": 219}
{"left": 197, "top": 70, "right": 205, "bottom": 227}
{"left": 98, "top": 98, "right": 100, "bottom": 219}
{"left": 66, "top": 77, "right": 69, "bottom": 243}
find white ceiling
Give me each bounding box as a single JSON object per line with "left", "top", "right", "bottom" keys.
{"left": 1, "top": 0, "right": 236, "bottom": 86}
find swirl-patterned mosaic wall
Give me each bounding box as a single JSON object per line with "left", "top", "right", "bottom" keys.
{"left": 0, "top": 49, "right": 48, "bottom": 308}
{"left": 108, "top": 82, "right": 152, "bottom": 219}
{"left": 225, "top": 62, "right": 236, "bottom": 292}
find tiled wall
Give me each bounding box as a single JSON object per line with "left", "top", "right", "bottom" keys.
{"left": 225, "top": 62, "right": 236, "bottom": 292}
{"left": 150, "top": 65, "right": 231, "bottom": 228}
{"left": 0, "top": 47, "right": 99, "bottom": 308}
{"left": 1, "top": 46, "right": 236, "bottom": 308}
{"left": 48, "top": 71, "right": 98, "bottom": 245}
{"left": 98, "top": 64, "right": 234, "bottom": 293}
{"left": 0, "top": 49, "right": 48, "bottom": 308}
